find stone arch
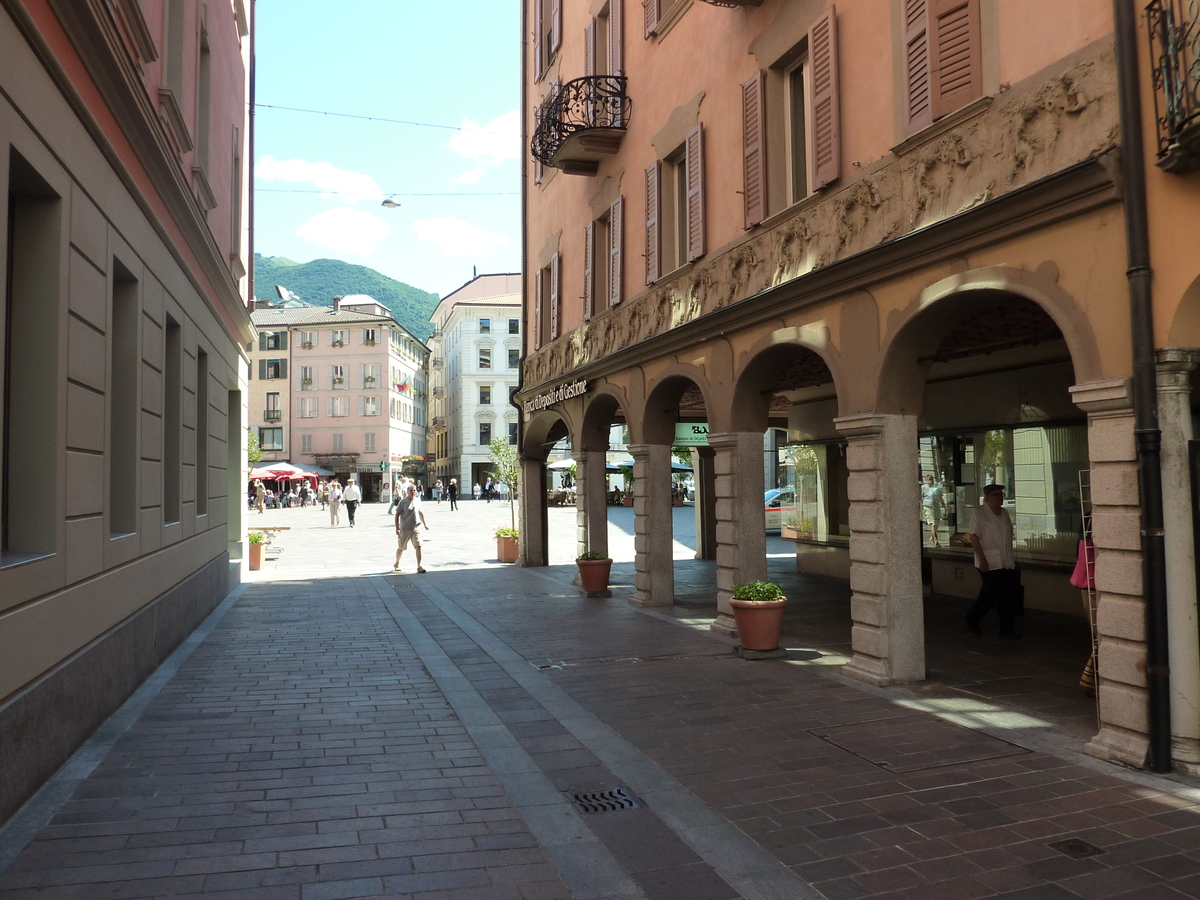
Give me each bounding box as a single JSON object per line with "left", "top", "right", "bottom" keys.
{"left": 729, "top": 325, "right": 845, "bottom": 432}
{"left": 1167, "top": 272, "right": 1200, "bottom": 348}
{"left": 522, "top": 408, "right": 575, "bottom": 460}
{"left": 642, "top": 363, "right": 718, "bottom": 445}
{"left": 580, "top": 383, "right": 633, "bottom": 452}
{"left": 876, "top": 265, "right": 1105, "bottom": 415}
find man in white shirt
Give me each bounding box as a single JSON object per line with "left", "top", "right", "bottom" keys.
{"left": 342, "top": 477, "right": 362, "bottom": 527}
{"left": 966, "top": 483, "right": 1020, "bottom": 638}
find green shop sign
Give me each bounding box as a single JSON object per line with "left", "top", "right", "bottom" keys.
{"left": 674, "top": 423, "right": 709, "bottom": 447}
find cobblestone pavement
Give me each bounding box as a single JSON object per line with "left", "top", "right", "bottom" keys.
{"left": 4, "top": 508, "right": 1200, "bottom": 898}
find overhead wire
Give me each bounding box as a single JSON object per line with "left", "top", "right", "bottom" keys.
{"left": 255, "top": 103, "right": 511, "bottom": 134}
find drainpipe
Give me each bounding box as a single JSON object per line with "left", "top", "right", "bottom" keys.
{"left": 513, "top": 2, "right": 529, "bottom": 508}
{"left": 1113, "top": 0, "right": 1171, "bottom": 773}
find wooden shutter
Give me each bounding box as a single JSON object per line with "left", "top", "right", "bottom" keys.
{"left": 584, "top": 221, "right": 595, "bottom": 320}
{"left": 533, "top": 0, "right": 545, "bottom": 81}
{"left": 742, "top": 70, "right": 768, "bottom": 229}
{"left": 533, "top": 101, "right": 544, "bottom": 185}
{"left": 258, "top": 359, "right": 266, "bottom": 380}
{"left": 358, "top": 396, "right": 366, "bottom": 417}
{"left": 551, "top": 0, "right": 563, "bottom": 56}
{"left": 644, "top": 0, "right": 658, "bottom": 39}
{"left": 550, "top": 252, "right": 560, "bottom": 339}
{"left": 903, "top": 0, "right": 932, "bottom": 135}
{"left": 645, "top": 161, "right": 661, "bottom": 284}
{"left": 258, "top": 332, "right": 267, "bottom": 351}
{"left": 610, "top": 0, "right": 624, "bottom": 125}
{"left": 279, "top": 359, "right": 287, "bottom": 380}
{"left": 585, "top": 18, "right": 596, "bottom": 76}
{"left": 279, "top": 331, "right": 287, "bottom": 350}
{"left": 609, "top": 196, "right": 623, "bottom": 307}
{"left": 930, "top": 0, "right": 981, "bottom": 120}
{"left": 685, "top": 124, "right": 705, "bottom": 262}
{"left": 808, "top": 7, "right": 841, "bottom": 191}
{"left": 534, "top": 268, "right": 543, "bottom": 348}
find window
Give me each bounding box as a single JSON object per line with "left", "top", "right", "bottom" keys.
{"left": 164, "top": 316, "right": 182, "bottom": 524}
{"left": 360, "top": 396, "right": 381, "bottom": 416}
{"left": 534, "top": 255, "right": 559, "bottom": 348}
{"left": 479, "top": 385, "right": 492, "bottom": 405}
{"left": 332, "top": 433, "right": 344, "bottom": 452}
{"left": 646, "top": 126, "right": 703, "bottom": 283}
{"left": 301, "top": 330, "right": 318, "bottom": 348}
{"left": 301, "top": 434, "right": 312, "bottom": 454}
{"left": 110, "top": 260, "right": 139, "bottom": 537}
{"left": 330, "top": 365, "right": 346, "bottom": 389}
{"left": 533, "top": 0, "right": 562, "bottom": 81}
{"left": 480, "top": 318, "right": 491, "bottom": 333}
{"left": 260, "top": 427, "right": 283, "bottom": 451}
{"left": 362, "top": 328, "right": 377, "bottom": 345}
{"left": 509, "top": 318, "right": 520, "bottom": 334}
{"left": 196, "top": 349, "right": 208, "bottom": 515}
{"left": 329, "top": 396, "right": 350, "bottom": 417}
{"left": 508, "top": 348, "right": 520, "bottom": 369}
{"left": 260, "top": 358, "right": 287, "bottom": 380}
{"left": 364, "top": 433, "right": 376, "bottom": 453}
{"left": 260, "top": 331, "right": 287, "bottom": 351}
{"left": 297, "top": 396, "right": 318, "bottom": 418}
{"left": 904, "top": 0, "right": 981, "bottom": 136}
{"left": 360, "top": 363, "right": 381, "bottom": 388}
{"left": 330, "top": 329, "right": 348, "bottom": 347}
{"left": 300, "top": 365, "right": 315, "bottom": 390}
{"left": 265, "top": 392, "right": 281, "bottom": 421}
{"left": 508, "top": 422, "right": 518, "bottom": 445}
{"left": 644, "top": 0, "right": 687, "bottom": 39}
{"left": 479, "top": 422, "right": 492, "bottom": 446}
{"left": 586, "top": 197, "right": 624, "bottom": 316}
{"left": 479, "top": 348, "right": 492, "bottom": 369}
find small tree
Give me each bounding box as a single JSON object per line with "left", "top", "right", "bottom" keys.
{"left": 246, "top": 427, "right": 262, "bottom": 467}
{"left": 487, "top": 437, "right": 520, "bottom": 530}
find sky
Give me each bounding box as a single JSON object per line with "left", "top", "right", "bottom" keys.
{"left": 253, "top": 1, "right": 521, "bottom": 299}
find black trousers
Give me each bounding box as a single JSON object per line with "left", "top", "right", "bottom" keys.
{"left": 966, "top": 568, "right": 1020, "bottom": 633}
{"left": 345, "top": 500, "right": 358, "bottom": 525}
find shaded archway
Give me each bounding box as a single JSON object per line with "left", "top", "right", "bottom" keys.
{"left": 519, "top": 409, "right": 574, "bottom": 567}
{"left": 577, "top": 386, "right": 634, "bottom": 563}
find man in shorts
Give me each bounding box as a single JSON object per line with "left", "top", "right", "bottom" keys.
{"left": 394, "top": 482, "right": 430, "bottom": 573}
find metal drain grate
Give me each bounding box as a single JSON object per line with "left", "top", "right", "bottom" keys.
{"left": 1049, "top": 838, "right": 1105, "bottom": 859}
{"left": 567, "top": 787, "right": 639, "bottom": 813}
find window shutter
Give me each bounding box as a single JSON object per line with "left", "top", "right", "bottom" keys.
{"left": 742, "top": 70, "right": 768, "bottom": 229}
{"left": 359, "top": 396, "right": 365, "bottom": 417}
{"left": 644, "top": 0, "right": 658, "bottom": 39}
{"left": 258, "top": 359, "right": 266, "bottom": 380}
{"left": 550, "top": 252, "right": 561, "bottom": 339}
{"left": 808, "top": 7, "right": 841, "bottom": 191}
{"left": 551, "top": 0, "right": 563, "bottom": 55}
{"left": 584, "top": 220, "right": 595, "bottom": 320}
{"left": 296, "top": 397, "right": 303, "bottom": 417}
{"left": 358, "top": 363, "right": 365, "bottom": 387}
{"left": 258, "top": 333, "right": 267, "bottom": 351}
{"left": 279, "top": 360, "right": 287, "bottom": 380}
{"left": 903, "top": 0, "right": 932, "bottom": 135}
{"left": 685, "top": 124, "right": 705, "bottom": 262}
{"left": 327, "top": 396, "right": 333, "bottom": 417}
{"left": 279, "top": 331, "right": 287, "bottom": 350}
{"left": 930, "top": 0, "right": 981, "bottom": 120}
{"left": 534, "top": 268, "right": 543, "bottom": 349}
{"left": 610, "top": 0, "right": 624, "bottom": 125}
{"left": 533, "top": 0, "right": 545, "bottom": 81}
{"left": 609, "top": 196, "right": 623, "bottom": 307}
{"left": 533, "top": 101, "right": 545, "bottom": 185}
{"left": 645, "top": 161, "right": 661, "bottom": 284}
{"left": 585, "top": 18, "right": 596, "bottom": 76}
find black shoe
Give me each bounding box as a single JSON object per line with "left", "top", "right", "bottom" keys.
{"left": 965, "top": 618, "right": 982, "bottom": 635}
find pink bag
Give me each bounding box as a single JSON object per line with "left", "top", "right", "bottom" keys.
{"left": 1069, "top": 539, "right": 1095, "bottom": 589}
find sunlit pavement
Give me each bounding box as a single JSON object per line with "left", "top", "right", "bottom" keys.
{"left": 4, "top": 506, "right": 1200, "bottom": 898}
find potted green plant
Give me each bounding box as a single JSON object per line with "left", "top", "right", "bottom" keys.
{"left": 332, "top": 376, "right": 344, "bottom": 387}
{"left": 302, "top": 340, "right": 313, "bottom": 350}
{"left": 332, "top": 339, "right": 344, "bottom": 348}
{"left": 495, "top": 526, "right": 519, "bottom": 563}
{"left": 576, "top": 549, "right": 612, "bottom": 592}
{"left": 730, "top": 581, "right": 787, "bottom": 652}
{"left": 248, "top": 531, "right": 265, "bottom": 571}
{"left": 781, "top": 517, "right": 800, "bottom": 541}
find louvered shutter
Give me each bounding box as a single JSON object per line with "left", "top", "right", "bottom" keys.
{"left": 644, "top": 0, "right": 658, "bottom": 39}
{"left": 609, "top": 196, "right": 624, "bottom": 307}
{"left": 550, "top": 252, "right": 560, "bottom": 339}
{"left": 533, "top": 101, "right": 544, "bottom": 185}
{"left": 533, "top": 0, "right": 545, "bottom": 81}
{"left": 610, "top": 0, "right": 624, "bottom": 124}
{"left": 358, "top": 396, "right": 366, "bottom": 417}
{"left": 327, "top": 397, "right": 333, "bottom": 417}
{"left": 585, "top": 19, "right": 596, "bottom": 75}
{"left": 358, "top": 363, "right": 365, "bottom": 388}
{"left": 685, "top": 124, "right": 705, "bottom": 262}
{"left": 534, "top": 269, "right": 543, "bottom": 349}
{"left": 645, "top": 161, "right": 661, "bottom": 284}
{"left": 742, "top": 70, "right": 768, "bottom": 229}
{"left": 258, "top": 333, "right": 267, "bottom": 351}
{"left": 584, "top": 221, "right": 595, "bottom": 320}
{"left": 903, "top": 0, "right": 932, "bottom": 135}
{"left": 258, "top": 359, "right": 266, "bottom": 380}
{"left": 279, "top": 360, "right": 287, "bottom": 380}
{"left": 279, "top": 331, "right": 288, "bottom": 350}
{"left": 551, "top": 0, "right": 563, "bottom": 55}
{"left": 808, "top": 8, "right": 841, "bottom": 191}
{"left": 930, "top": 0, "right": 981, "bottom": 120}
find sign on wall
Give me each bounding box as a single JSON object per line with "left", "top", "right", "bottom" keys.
{"left": 674, "top": 423, "right": 709, "bottom": 446}
{"left": 522, "top": 379, "right": 589, "bottom": 415}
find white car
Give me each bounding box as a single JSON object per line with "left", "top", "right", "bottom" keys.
{"left": 764, "top": 487, "right": 796, "bottom": 531}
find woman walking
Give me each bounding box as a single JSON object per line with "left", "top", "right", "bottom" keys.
{"left": 447, "top": 478, "right": 459, "bottom": 511}
{"left": 328, "top": 480, "right": 343, "bottom": 527}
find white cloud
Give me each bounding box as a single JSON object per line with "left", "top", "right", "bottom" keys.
{"left": 256, "top": 156, "right": 382, "bottom": 204}
{"left": 297, "top": 208, "right": 391, "bottom": 256}
{"left": 447, "top": 110, "right": 519, "bottom": 182}
{"left": 413, "top": 217, "right": 508, "bottom": 258}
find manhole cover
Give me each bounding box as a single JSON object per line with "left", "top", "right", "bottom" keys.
{"left": 567, "top": 787, "right": 639, "bottom": 813}
{"left": 1049, "top": 838, "right": 1104, "bottom": 859}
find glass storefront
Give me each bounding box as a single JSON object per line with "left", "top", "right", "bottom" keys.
{"left": 788, "top": 441, "right": 850, "bottom": 543}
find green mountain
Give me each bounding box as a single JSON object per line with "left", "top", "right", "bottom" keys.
{"left": 253, "top": 254, "right": 439, "bottom": 342}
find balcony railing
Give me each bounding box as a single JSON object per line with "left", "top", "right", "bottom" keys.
{"left": 531, "top": 75, "right": 630, "bottom": 176}
{"left": 432, "top": 357, "right": 444, "bottom": 368}
{"left": 432, "top": 386, "right": 444, "bottom": 397}
{"left": 431, "top": 416, "right": 446, "bottom": 429}
{"left": 264, "top": 409, "right": 281, "bottom": 421}
{"left": 1149, "top": 0, "right": 1200, "bottom": 172}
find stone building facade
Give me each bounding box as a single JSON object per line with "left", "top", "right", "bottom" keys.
{"left": 0, "top": 1, "right": 253, "bottom": 822}
{"left": 517, "top": 0, "right": 1200, "bottom": 772}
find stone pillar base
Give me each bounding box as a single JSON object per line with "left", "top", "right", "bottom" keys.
{"left": 1085, "top": 725, "right": 1150, "bottom": 769}
{"left": 629, "top": 591, "right": 672, "bottom": 608}
{"left": 710, "top": 614, "right": 737, "bottom": 637}
{"left": 1172, "top": 735, "right": 1200, "bottom": 767}
{"left": 842, "top": 655, "right": 897, "bottom": 687}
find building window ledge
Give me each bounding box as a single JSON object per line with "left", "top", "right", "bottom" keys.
{"left": 890, "top": 96, "right": 992, "bottom": 158}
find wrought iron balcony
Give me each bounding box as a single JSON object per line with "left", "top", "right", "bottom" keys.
{"left": 264, "top": 409, "right": 281, "bottom": 422}
{"left": 531, "top": 75, "right": 630, "bottom": 176}
{"left": 432, "top": 357, "right": 444, "bottom": 368}
{"left": 431, "top": 416, "right": 446, "bottom": 429}
{"left": 432, "top": 386, "right": 444, "bottom": 397}
{"left": 1149, "top": 0, "right": 1200, "bottom": 172}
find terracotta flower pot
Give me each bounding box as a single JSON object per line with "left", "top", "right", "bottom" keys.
{"left": 496, "top": 535, "right": 519, "bottom": 563}
{"left": 729, "top": 597, "right": 788, "bottom": 651}
{"left": 248, "top": 541, "right": 263, "bottom": 571}
{"left": 622, "top": 496, "right": 634, "bottom": 507}
{"left": 576, "top": 558, "right": 613, "bottom": 592}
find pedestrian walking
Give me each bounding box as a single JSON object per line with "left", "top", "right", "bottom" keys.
{"left": 965, "top": 483, "right": 1021, "bottom": 639}
{"left": 342, "top": 477, "right": 361, "bottom": 527}
{"left": 484, "top": 478, "right": 494, "bottom": 503}
{"left": 447, "top": 478, "right": 459, "bottom": 511}
{"left": 393, "top": 482, "right": 430, "bottom": 573}
{"left": 254, "top": 480, "right": 266, "bottom": 514}
{"left": 473, "top": 482, "right": 481, "bottom": 501}
{"left": 328, "top": 480, "right": 343, "bottom": 527}
{"left": 434, "top": 479, "right": 443, "bottom": 503}
{"left": 299, "top": 482, "right": 309, "bottom": 508}
{"left": 388, "top": 480, "right": 401, "bottom": 516}
{"left": 318, "top": 481, "right": 328, "bottom": 511}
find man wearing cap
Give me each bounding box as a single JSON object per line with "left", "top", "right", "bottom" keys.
{"left": 965, "top": 483, "right": 1020, "bottom": 638}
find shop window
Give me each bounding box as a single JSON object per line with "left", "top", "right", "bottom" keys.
{"left": 787, "top": 442, "right": 850, "bottom": 542}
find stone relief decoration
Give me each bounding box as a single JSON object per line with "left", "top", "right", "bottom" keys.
{"left": 523, "top": 46, "right": 1117, "bottom": 389}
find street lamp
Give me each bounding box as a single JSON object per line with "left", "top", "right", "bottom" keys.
{"left": 380, "top": 195, "right": 401, "bottom": 209}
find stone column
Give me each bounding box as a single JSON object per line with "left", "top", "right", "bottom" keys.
{"left": 708, "top": 432, "right": 766, "bottom": 635}
{"left": 1157, "top": 351, "right": 1200, "bottom": 773}
{"left": 1069, "top": 379, "right": 1149, "bottom": 768}
{"left": 833, "top": 413, "right": 924, "bottom": 685}
{"left": 518, "top": 456, "right": 548, "bottom": 567}
{"left": 628, "top": 443, "right": 674, "bottom": 606}
{"left": 576, "top": 449, "right": 609, "bottom": 559}
{"left": 692, "top": 446, "right": 717, "bottom": 560}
